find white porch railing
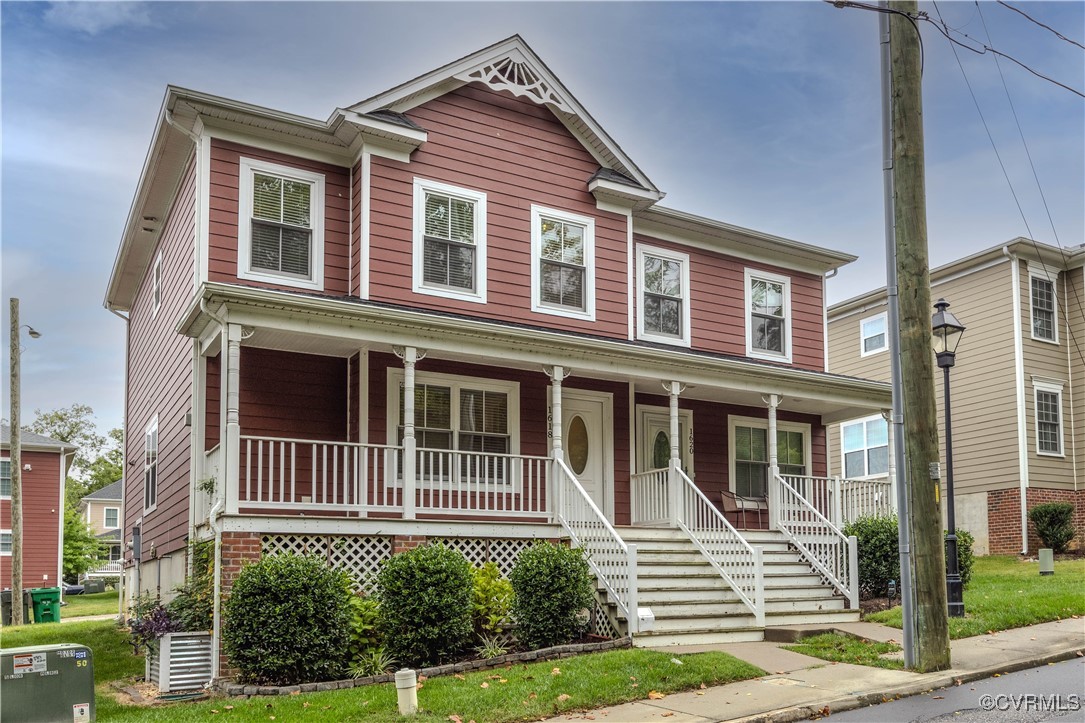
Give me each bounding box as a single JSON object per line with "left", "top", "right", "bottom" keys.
{"left": 241, "top": 436, "right": 401, "bottom": 512}
{"left": 630, "top": 469, "right": 670, "bottom": 526}
{"left": 674, "top": 468, "right": 764, "bottom": 626}
{"left": 84, "top": 560, "right": 123, "bottom": 578}
{"left": 195, "top": 445, "right": 222, "bottom": 525}
{"left": 552, "top": 458, "right": 638, "bottom": 634}
{"left": 775, "top": 473, "right": 859, "bottom": 609}
{"left": 837, "top": 476, "right": 894, "bottom": 524}
{"left": 415, "top": 448, "right": 550, "bottom": 518}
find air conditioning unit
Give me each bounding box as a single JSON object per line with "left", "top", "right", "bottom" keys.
{"left": 146, "top": 632, "right": 213, "bottom": 692}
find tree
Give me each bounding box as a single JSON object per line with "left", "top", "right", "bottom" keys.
{"left": 25, "top": 405, "right": 123, "bottom": 506}
{"left": 63, "top": 507, "right": 106, "bottom": 581}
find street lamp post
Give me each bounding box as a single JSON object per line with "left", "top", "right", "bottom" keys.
{"left": 932, "top": 298, "right": 965, "bottom": 618}
{"left": 8, "top": 298, "right": 41, "bottom": 626}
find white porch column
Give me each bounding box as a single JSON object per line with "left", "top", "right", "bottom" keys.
{"left": 545, "top": 366, "right": 570, "bottom": 523}
{"left": 224, "top": 324, "right": 242, "bottom": 516}
{"left": 667, "top": 381, "right": 684, "bottom": 528}
{"left": 397, "top": 346, "right": 421, "bottom": 520}
{"left": 766, "top": 393, "right": 780, "bottom": 530}
{"left": 884, "top": 409, "right": 898, "bottom": 514}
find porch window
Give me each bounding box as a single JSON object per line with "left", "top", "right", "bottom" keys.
{"left": 110, "top": 545, "right": 122, "bottom": 561}
{"left": 144, "top": 416, "right": 158, "bottom": 512}
{"left": 0, "top": 459, "right": 9, "bottom": 498}
{"left": 731, "top": 421, "right": 807, "bottom": 498}
{"left": 413, "top": 179, "right": 487, "bottom": 302}
{"left": 842, "top": 416, "right": 889, "bottom": 478}
{"left": 531, "top": 205, "right": 595, "bottom": 320}
{"left": 637, "top": 245, "right": 691, "bottom": 346}
{"left": 1030, "top": 275, "right": 1057, "bottom": 342}
{"left": 237, "top": 157, "right": 325, "bottom": 290}
{"left": 745, "top": 269, "right": 792, "bottom": 363}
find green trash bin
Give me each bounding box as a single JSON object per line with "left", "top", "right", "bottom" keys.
{"left": 28, "top": 588, "right": 62, "bottom": 623}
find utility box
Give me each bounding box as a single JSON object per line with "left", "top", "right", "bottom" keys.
{"left": 1, "top": 643, "right": 95, "bottom": 722}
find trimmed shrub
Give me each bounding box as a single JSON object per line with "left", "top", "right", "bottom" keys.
{"left": 471, "top": 561, "right": 513, "bottom": 636}
{"left": 510, "top": 542, "right": 594, "bottom": 649}
{"left": 844, "top": 514, "right": 976, "bottom": 600}
{"left": 376, "top": 543, "right": 473, "bottom": 668}
{"left": 1029, "top": 502, "right": 1076, "bottom": 554}
{"left": 222, "top": 553, "right": 352, "bottom": 685}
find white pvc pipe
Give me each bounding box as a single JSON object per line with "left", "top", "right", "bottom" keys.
{"left": 395, "top": 668, "right": 418, "bottom": 715}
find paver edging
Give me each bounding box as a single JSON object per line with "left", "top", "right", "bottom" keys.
{"left": 215, "top": 636, "right": 631, "bottom": 697}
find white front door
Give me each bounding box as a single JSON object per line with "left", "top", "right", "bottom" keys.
{"left": 637, "top": 406, "right": 694, "bottom": 476}
{"left": 561, "top": 391, "right": 612, "bottom": 518}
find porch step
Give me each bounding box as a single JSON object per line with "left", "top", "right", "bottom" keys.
{"left": 633, "top": 627, "right": 765, "bottom": 647}
{"left": 764, "top": 609, "right": 861, "bottom": 626}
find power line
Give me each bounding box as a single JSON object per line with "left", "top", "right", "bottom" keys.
{"left": 972, "top": 1, "right": 1085, "bottom": 367}
{"left": 997, "top": 1, "right": 1085, "bottom": 51}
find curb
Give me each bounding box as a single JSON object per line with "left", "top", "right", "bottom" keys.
{"left": 728, "top": 646, "right": 1085, "bottom": 723}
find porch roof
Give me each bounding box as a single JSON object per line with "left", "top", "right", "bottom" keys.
{"left": 181, "top": 282, "right": 890, "bottom": 422}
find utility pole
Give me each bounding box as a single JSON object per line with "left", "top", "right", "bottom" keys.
{"left": 889, "top": 0, "right": 950, "bottom": 671}
{"left": 9, "top": 298, "right": 24, "bottom": 626}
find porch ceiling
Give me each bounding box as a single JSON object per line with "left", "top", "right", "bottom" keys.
{"left": 184, "top": 283, "right": 890, "bottom": 423}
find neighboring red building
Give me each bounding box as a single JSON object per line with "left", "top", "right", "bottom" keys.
{"left": 105, "top": 37, "right": 891, "bottom": 667}
{"left": 1, "top": 425, "right": 74, "bottom": 591}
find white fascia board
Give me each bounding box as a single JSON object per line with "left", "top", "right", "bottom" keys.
{"left": 180, "top": 282, "right": 891, "bottom": 412}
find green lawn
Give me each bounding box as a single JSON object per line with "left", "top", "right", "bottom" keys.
{"left": 2, "top": 620, "right": 763, "bottom": 722}
{"left": 866, "top": 555, "right": 1085, "bottom": 639}
{"left": 63, "top": 590, "right": 121, "bottom": 618}
{"left": 783, "top": 633, "right": 904, "bottom": 670}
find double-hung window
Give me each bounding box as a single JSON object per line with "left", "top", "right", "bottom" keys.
{"left": 0, "top": 531, "right": 10, "bottom": 556}
{"left": 842, "top": 415, "right": 889, "bottom": 478}
{"left": 860, "top": 313, "right": 887, "bottom": 356}
{"left": 1034, "top": 381, "right": 1064, "bottom": 456}
{"left": 637, "top": 245, "right": 691, "bottom": 346}
{"left": 104, "top": 507, "right": 120, "bottom": 529}
{"left": 729, "top": 417, "right": 809, "bottom": 499}
{"left": 144, "top": 416, "right": 158, "bottom": 511}
{"left": 0, "top": 459, "right": 10, "bottom": 498}
{"left": 745, "top": 269, "right": 792, "bottom": 362}
{"left": 1030, "top": 274, "right": 1057, "bottom": 343}
{"left": 413, "top": 179, "right": 487, "bottom": 302}
{"left": 531, "top": 205, "right": 595, "bottom": 320}
{"left": 238, "top": 158, "right": 325, "bottom": 290}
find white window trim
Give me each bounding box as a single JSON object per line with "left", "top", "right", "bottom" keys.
{"left": 1033, "top": 379, "right": 1065, "bottom": 457}
{"left": 386, "top": 369, "right": 521, "bottom": 488}
{"left": 839, "top": 414, "right": 890, "bottom": 480}
{"left": 0, "top": 456, "right": 9, "bottom": 500}
{"left": 859, "top": 312, "right": 888, "bottom": 357}
{"left": 237, "top": 157, "right": 325, "bottom": 291}
{"left": 144, "top": 415, "right": 159, "bottom": 513}
{"left": 1028, "top": 271, "right": 1059, "bottom": 344}
{"left": 151, "top": 251, "right": 163, "bottom": 319}
{"left": 635, "top": 405, "right": 694, "bottom": 476}
{"left": 530, "top": 205, "right": 596, "bottom": 321}
{"left": 727, "top": 415, "right": 811, "bottom": 495}
{"left": 744, "top": 268, "right": 793, "bottom": 363}
{"left": 412, "top": 178, "right": 488, "bottom": 304}
{"left": 103, "top": 506, "right": 121, "bottom": 530}
{"left": 636, "top": 245, "right": 691, "bottom": 347}
{"left": 0, "top": 529, "right": 10, "bottom": 556}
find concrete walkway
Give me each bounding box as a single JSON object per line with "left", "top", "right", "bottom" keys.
{"left": 543, "top": 618, "right": 1085, "bottom": 722}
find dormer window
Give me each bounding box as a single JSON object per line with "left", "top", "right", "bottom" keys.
{"left": 530, "top": 205, "right": 595, "bottom": 321}
{"left": 237, "top": 158, "right": 325, "bottom": 291}
{"left": 412, "top": 179, "right": 487, "bottom": 303}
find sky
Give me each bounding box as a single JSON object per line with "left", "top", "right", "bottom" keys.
{"left": 2, "top": 0, "right": 1082, "bottom": 435}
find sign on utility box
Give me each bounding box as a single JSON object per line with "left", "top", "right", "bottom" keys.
{"left": 1, "top": 644, "right": 95, "bottom": 722}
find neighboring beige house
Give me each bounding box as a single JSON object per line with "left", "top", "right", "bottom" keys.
{"left": 78, "top": 479, "right": 123, "bottom": 578}
{"left": 827, "top": 238, "right": 1084, "bottom": 556}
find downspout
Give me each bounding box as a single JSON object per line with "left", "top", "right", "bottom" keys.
{"left": 200, "top": 298, "right": 228, "bottom": 680}
{"left": 1066, "top": 271, "right": 1078, "bottom": 491}
{"left": 58, "top": 449, "right": 75, "bottom": 595}
{"left": 1004, "top": 246, "right": 1030, "bottom": 554}
{"left": 823, "top": 268, "right": 839, "bottom": 372}
{"left": 106, "top": 305, "right": 130, "bottom": 612}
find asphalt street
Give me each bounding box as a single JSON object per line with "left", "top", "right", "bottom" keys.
{"left": 829, "top": 657, "right": 1085, "bottom": 722}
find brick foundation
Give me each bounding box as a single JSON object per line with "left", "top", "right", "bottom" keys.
{"left": 217, "top": 532, "right": 263, "bottom": 677}
{"left": 986, "top": 488, "right": 1084, "bottom": 555}
{"left": 392, "top": 534, "right": 427, "bottom": 553}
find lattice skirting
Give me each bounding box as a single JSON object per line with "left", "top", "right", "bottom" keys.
{"left": 261, "top": 534, "right": 392, "bottom": 593}
{"left": 432, "top": 537, "right": 532, "bottom": 576}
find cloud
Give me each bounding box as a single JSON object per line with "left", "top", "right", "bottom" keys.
{"left": 43, "top": 1, "right": 153, "bottom": 35}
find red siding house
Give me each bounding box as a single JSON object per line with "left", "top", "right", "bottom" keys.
{"left": 1, "top": 425, "right": 74, "bottom": 591}
{"left": 105, "top": 37, "right": 891, "bottom": 670}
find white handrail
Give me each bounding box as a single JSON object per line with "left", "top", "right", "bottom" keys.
{"left": 415, "top": 447, "right": 550, "bottom": 518}
{"left": 674, "top": 468, "right": 764, "bottom": 626}
{"left": 552, "top": 458, "right": 638, "bottom": 634}
{"left": 837, "top": 476, "right": 895, "bottom": 524}
{"left": 630, "top": 469, "right": 669, "bottom": 525}
{"left": 776, "top": 473, "right": 858, "bottom": 608}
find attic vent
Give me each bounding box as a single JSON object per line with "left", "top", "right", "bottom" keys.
{"left": 461, "top": 56, "right": 572, "bottom": 113}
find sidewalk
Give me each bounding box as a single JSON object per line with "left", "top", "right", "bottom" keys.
{"left": 544, "top": 618, "right": 1085, "bottom": 722}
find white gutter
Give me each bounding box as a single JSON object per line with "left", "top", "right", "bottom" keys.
{"left": 1005, "top": 247, "right": 1030, "bottom": 554}
{"left": 58, "top": 450, "right": 75, "bottom": 591}
{"left": 1068, "top": 269, "right": 1079, "bottom": 492}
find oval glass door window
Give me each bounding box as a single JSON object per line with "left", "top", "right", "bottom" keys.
{"left": 652, "top": 431, "right": 670, "bottom": 469}
{"left": 568, "top": 415, "right": 590, "bottom": 474}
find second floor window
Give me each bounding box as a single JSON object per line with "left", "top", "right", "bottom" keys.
{"left": 842, "top": 416, "right": 889, "bottom": 478}
{"left": 238, "top": 158, "right": 325, "bottom": 291}
{"left": 144, "top": 416, "right": 158, "bottom": 511}
{"left": 104, "top": 507, "right": 120, "bottom": 528}
{"left": 0, "top": 531, "right": 10, "bottom": 555}
{"left": 0, "top": 459, "right": 9, "bottom": 498}
{"left": 860, "top": 313, "right": 887, "bottom": 355}
{"left": 1035, "top": 384, "right": 1063, "bottom": 455}
{"left": 638, "top": 246, "right": 691, "bottom": 346}
{"left": 413, "top": 179, "right": 487, "bottom": 302}
{"left": 745, "top": 269, "right": 792, "bottom": 362}
{"left": 1030, "top": 276, "right": 1056, "bottom": 342}
{"left": 531, "top": 205, "right": 595, "bottom": 321}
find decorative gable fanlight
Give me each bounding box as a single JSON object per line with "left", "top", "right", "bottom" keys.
{"left": 455, "top": 51, "right": 573, "bottom": 114}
